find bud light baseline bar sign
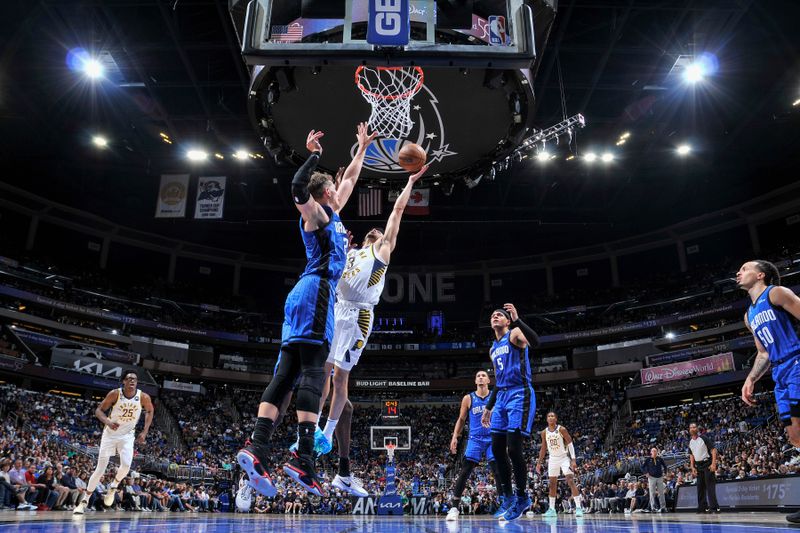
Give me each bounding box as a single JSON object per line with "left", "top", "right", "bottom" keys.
{"left": 367, "top": 0, "right": 410, "bottom": 46}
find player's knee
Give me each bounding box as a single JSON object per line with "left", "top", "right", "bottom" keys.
{"left": 506, "top": 431, "right": 523, "bottom": 457}
{"left": 343, "top": 399, "right": 353, "bottom": 416}
{"left": 788, "top": 422, "right": 800, "bottom": 446}
{"left": 332, "top": 368, "right": 349, "bottom": 388}
{"left": 296, "top": 367, "right": 325, "bottom": 412}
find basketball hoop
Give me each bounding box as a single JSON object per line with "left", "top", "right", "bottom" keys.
{"left": 385, "top": 443, "right": 397, "bottom": 463}
{"left": 355, "top": 66, "right": 424, "bottom": 139}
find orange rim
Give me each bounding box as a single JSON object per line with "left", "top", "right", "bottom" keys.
{"left": 355, "top": 66, "right": 425, "bottom": 101}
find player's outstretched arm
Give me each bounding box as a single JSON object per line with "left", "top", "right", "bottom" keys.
{"left": 450, "top": 394, "right": 470, "bottom": 454}
{"left": 137, "top": 393, "right": 155, "bottom": 445}
{"left": 292, "top": 130, "right": 330, "bottom": 229}
{"left": 95, "top": 389, "right": 120, "bottom": 430}
{"left": 503, "top": 303, "right": 540, "bottom": 348}
{"left": 378, "top": 165, "right": 429, "bottom": 256}
{"left": 335, "top": 122, "right": 377, "bottom": 212}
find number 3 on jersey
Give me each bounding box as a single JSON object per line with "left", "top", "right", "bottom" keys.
{"left": 756, "top": 326, "right": 775, "bottom": 347}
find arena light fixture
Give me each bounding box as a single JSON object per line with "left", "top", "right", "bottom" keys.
{"left": 186, "top": 149, "right": 208, "bottom": 162}
{"left": 233, "top": 150, "right": 249, "bottom": 160}
{"left": 82, "top": 58, "right": 104, "bottom": 79}
{"left": 684, "top": 63, "right": 705, "bottom": 83}
{"left": 619, "top": 132, "right": 631, "bottom": 140}
{"left": 536, "top": 151, "right": 551, "bottom": 163}
{"left": 214, "top": 153, "right": 224, "bottom": 160}
{"left": 584, "top": 152, "right": 597, "bottom": 163}
{"left": 665, "top": 332, "right": 676, "bottom": 340}
{"left": 677, "top": 144, "right": 692, "bottom": 156}
{"left": 91, "top": 135, "right": 108, "bottom": 148}
{"left": 793, "top": 98, "right": 800, "bottom": 107}
{"left": 615, "top": 139, "right": 627, "bottom": 146}
{"left": 601, "top": 152, "right": 614, "bottom": 163}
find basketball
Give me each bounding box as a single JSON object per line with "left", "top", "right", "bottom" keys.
{"left": 398, "top": 143, "right": 427, "bottom": 172}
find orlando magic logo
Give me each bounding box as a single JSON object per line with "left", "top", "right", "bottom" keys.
{"left": 352, "top": 84, "right": 457, "bottom": 173}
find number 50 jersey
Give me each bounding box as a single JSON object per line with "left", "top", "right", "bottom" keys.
{"left": 747, "top": 286, "right": 800, "bottom": 367}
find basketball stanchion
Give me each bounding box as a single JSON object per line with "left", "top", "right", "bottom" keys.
{"left": 377, "top": 443, "right": 403, "bottom": 516}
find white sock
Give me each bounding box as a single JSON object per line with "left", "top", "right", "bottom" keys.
{"left": 549, "top": 497, "right": 556, "bottom": 509}
{"left": 315, "top": 411, "right": 323, "bottom": 430}
{"left": 323, "top": 419, "right": 338, "bottom": 441}
{"left": 574, "top": 495, "right": 582, "bottom": 509}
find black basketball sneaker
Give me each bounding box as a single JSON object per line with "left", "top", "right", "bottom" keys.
{"left": 236, "top": 445, "right": 277, "bottom": 498}
{"left": 283, "top": 452, "right": 325, "bottom": 497}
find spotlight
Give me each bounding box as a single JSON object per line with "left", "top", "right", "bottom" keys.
{"left": 616, "top": 139, "right": 627, "bottom": 146}
{"left": 684, "top": 63, "right": 705, "bottom": 83}
{"left": 584, "top": 152, "right": 597, "bottom": 163}
{"left": 665, "top": 332, "right": 676, "bottom": 340}
{"left": 601, "top": 152, "right": 614, "bottom": 163}
{"left": 619, "top": 132, "right": 631, "bottom": 140}
{"left": 214, "top": 153, "right": 224, "bottom": 160}
{"left": 82, "top": 58, "right": 104, "bottom": 79}
{"left": 233, "top": 150, "right": 249, "bottom": 160}
{"left": 536, "top": 151, "right": 550, "bottom": 163}
{"left": 91, "top": 135, "right": 108, "bottom": 148}
{"left": 676, "top": 144, "right": 692, "bottom": 156}
{"left": 187, "top": 149, "right": 208, "bottom": 162}
{"left": 793, "top": 98, "right": 800, "bottom": 107}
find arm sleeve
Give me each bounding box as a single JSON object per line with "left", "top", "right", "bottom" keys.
{"left": 567, "top": 442, "right": 576, "bottom": 460}
{"left": 486, "top": 388, "right": 498, "bottom": 411}
{"left": 511, "top": 318, "right": 540, "bottom": 347}
{"left": 291, "top": 152, "right": 320, "bottom": 205}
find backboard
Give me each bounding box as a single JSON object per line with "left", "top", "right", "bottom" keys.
{"left": 370, "top": 425, "right": 412, "bottom": 451}
{"left": 232, "top": 0, "right": 546, "bottom": 69}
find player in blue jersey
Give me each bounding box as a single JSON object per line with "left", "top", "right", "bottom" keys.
{"left": 737, "top": 260, "right": 800, "bottom": 524}
{"left": 445, "top": 370, "right": 508, "bottom": 521}
{"left": 480, "top": 303, "right": 540, "bottom": 522}
{"left": 238, "top": 123, "right": 375, "bottom": 499}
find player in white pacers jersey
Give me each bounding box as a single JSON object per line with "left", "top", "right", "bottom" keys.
{"left": 536, "top": 412, "right": 583, "bottom": 517}
{"left": 318, "top": 164, "right": 429, "bottom": 496}
{"left": 74, "top": 371, "right": 154, "bottom": 515}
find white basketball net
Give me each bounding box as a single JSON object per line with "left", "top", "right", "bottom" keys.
{"left": 385, "top": 443, "right": 397, "bottom": 462}
{"left": 356, "top": 66, "right": 424, "bottom": 140}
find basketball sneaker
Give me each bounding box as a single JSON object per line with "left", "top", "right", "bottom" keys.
{"left": 575, "top": 507, "right": 585, "bottom": 517}
{"left": 332, "top": 474, "right": 368, "bottom": 497}
{"left": 283, "top": 453, "right": 325, "bottom": 497}
{"left": 289, "top": 427, "right": 332, "bottom": 457}
{"left": 543, "top": 506, "right": 557, "bottom": 518}
{"left": 236, "top": 446, "right": 277, "bottom": 498}
{"left": 501, "top": 495, "right": 532, "bottom": 522}
{"left": 103, "top": 483, "right": 118, "bottom": 507}
{"left": 446, "top": 507, "right": 460, "bottom": 521}
{"left": 493, "top": 496, "right": 513, "bottom": 518}
{"left": 73, "top": 499, "right": 88, "bottom": 515}
{"left": 787, "top": 509, "right": 800, "bottom": 524}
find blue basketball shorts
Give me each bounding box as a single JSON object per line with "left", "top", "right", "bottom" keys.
{"left": 281, "top": 275, "right": 336, "bottom": 346}
{"left": 773, "top": 357, "right": 800, "bottom": 420}
{"left": 464, "top": 437, "right": 494, "bottom": 463}
{"left": 490, "top": 386, "right": 536, "bottom": 436}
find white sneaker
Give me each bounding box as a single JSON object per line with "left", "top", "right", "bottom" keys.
{"left": 73, "top": 501, "right": 88, "bottom": 515}
{"left": 103, "top": 485, "right": 118, "bottom": 507}
{"left": 332, "top": 475, "right": 368, "bottom": 497}
{"left": 624, "top": 509, "right": 631, "bottom": 515}
{"left": 446, "top": 507, "right": 460, "bottom": 521}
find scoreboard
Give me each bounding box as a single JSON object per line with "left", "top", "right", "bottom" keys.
{"left": 383, "top": 400, "right": 400, "bottom": 419}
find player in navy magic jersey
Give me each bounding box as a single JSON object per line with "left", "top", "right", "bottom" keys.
{"left": 445, "top": 370, "right": 507, "bottom": 521}
{"left": 238, "top": 123, "right": 375, "bottom": 498}
{"left": 480, "top": 303, "right": 540, "bottom": 522}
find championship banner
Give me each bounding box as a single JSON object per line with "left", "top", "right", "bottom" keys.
{"left": 155, "top": 174, "right": 189, "bottom": 218}
{"left": 639, "top": 352, "right": 735, "bottom": 385}
{"left": 194, "top": 176, "right": 226, "bottom": 219}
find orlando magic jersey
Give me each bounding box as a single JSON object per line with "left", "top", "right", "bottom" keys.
{"left": 490, "top": 331, "right": 531, "bottom": 389}
{"left": 747, "top": 286, "right": 800, "bottom": 365}
{"left": 299, "top": 205, "right": 347, "bottom": 281}
{"left": 468, "top": 392, "right": 491, "bottom": 440}
{"left": 337, "top": 245, "right": 388, "bottom": 306}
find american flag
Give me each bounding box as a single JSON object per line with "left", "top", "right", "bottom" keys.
{"left": 358, "top": 188, "right": 383, "bottom": 217}
{"left": 270, "top": 23, "right": 304, "bottom": 43}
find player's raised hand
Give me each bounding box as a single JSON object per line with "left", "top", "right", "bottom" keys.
{"left": 449, "top": 435, "right": 458, "bottom": 455}
{"left": 503, "top": 303, "right": 519, "bottom": 322}
{"left": 136, "top": 432, "right": 148, "bottom": 445}
{"left": 409, "top": 164, "right": 429, "bottom": 184}
{"left": 334, "top": 166, "right": 345, "bottom": 187}
{"left": 306, "top": 130, "right": 324, "bottom": 153}
{"left": 481, "top": 408, "right": 492, "bottom": 428}
{"left": 741, "top": 379, "right": 756, "bottom": 406}
{"left": 355, "top": 122, "right": 378, "bottom": 150}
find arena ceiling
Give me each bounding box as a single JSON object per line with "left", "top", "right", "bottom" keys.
{"left": 1, "top": 0, "right": 799, "bottom": 264}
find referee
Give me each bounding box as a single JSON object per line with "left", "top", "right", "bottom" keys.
{"left": 688, "top": 423, "right": 719, "bottom": 513}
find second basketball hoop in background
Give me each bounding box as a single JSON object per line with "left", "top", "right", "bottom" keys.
{"left": 398, "top": 143, "right": 427, "bottom": 172}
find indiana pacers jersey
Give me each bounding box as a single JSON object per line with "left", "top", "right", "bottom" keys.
{"left": 468, "top": 392, "right": 491, "bottom": 441}
{"left": 545, "top": 425, "right": 568, "bottom": 458}
{"left": 299, "top": 205, "right": 347, "bottom": 282}
{"left": 747, "top": 286, "right": 800, "bottom": 365}
{"left": 104, "top": 388, "right": 142, "bottom": 437}
{"left": 337, "top": 244, "right": 388, "bottom": 306}
{"left": 490, "top": 331, "right": 531, "bottom": 389}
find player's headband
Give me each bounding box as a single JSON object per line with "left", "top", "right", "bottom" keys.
{"left": 492, "top": 309, "right": 512, "bottom": 321}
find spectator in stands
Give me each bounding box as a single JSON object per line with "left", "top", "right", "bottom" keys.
{"left": 57, "top": 465, "right": 80, "bottom": 510}
{"left": 688, "top": 422, "right": 720, "bottom": 513}
{"left": 0, "top": 459, "right": 16, "bottom": 510}
{"left": 8, "top": 459, "right": 35, "bottom": 509}
{"left": 642, "top": 447, "right": 668, "bottom": 513}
